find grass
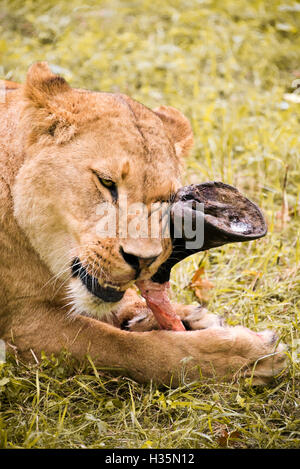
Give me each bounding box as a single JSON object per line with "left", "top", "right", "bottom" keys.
{"left": 0, "top": 0, "right": 300, "bottom": 449}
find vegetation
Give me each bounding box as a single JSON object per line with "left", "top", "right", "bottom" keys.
{"left": 0, "top": 0, "right": 299, "bottom": 449}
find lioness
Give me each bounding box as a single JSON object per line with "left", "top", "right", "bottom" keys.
{"left": 0, "top": 62, "right": 286, "bottom": 385}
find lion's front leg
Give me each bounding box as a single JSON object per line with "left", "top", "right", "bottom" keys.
{"left": 3, "top": 303, "right": 286, "bottom": 386}
{"left": 111, "top": 287, "right": 223, "bottom": 332}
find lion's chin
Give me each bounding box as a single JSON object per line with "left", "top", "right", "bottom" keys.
{"left": 66, "top": 277, "right": 122, "bottom": 320}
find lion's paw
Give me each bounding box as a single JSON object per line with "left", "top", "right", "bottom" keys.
{"left": 126, "top": 304, "right": 224, "bottom": 332}
{"left": 232, "top": 327, "right": 287, "bottom": 385}
{"left": 126, "top": 310, "right": 159, "bottom": 332}
{"left": 180, "top": 305, "right": 225, "bottom": 330}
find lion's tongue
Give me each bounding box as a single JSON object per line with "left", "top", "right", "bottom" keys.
{"left": 136, "top": 280, "right": 186, "bottom": 331}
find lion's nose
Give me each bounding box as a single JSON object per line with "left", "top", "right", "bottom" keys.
{"left": 120, "top": 246, "right": 160, "bottom": 276}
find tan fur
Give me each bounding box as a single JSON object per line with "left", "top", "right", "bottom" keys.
{"left": 0, "top": 63, "right": 286, "bottom": 385}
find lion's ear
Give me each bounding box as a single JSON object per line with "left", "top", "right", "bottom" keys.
{"left": 25, "top": 61, "right": 70, "bottom": 105}
{"left": 154, "top": 106, "right": 194, "bottom": 158}
{"left": 23, "top": 62, "right": 76, "bottom": 144}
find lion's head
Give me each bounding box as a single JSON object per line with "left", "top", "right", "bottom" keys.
{"left": 13, "top": 62, "right": 194, "bottom": 317}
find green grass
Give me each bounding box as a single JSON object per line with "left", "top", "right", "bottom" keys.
{"left": 0, "top": 0, "right": 300, "bottom": 449}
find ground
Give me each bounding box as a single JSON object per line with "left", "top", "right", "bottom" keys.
{"left": 0, "top": 0, "right": 299, "bottom": 449}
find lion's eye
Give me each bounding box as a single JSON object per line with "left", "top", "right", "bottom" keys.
{"left": 99, "top": 178, "right": 115, "bottom": 188}
{"left": 96, "top": 175, "right": 118, "bottom": 201}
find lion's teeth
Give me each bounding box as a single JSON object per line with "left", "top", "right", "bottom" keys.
{"left": 102, "top": 282, "right": 121, "bottom": 291}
